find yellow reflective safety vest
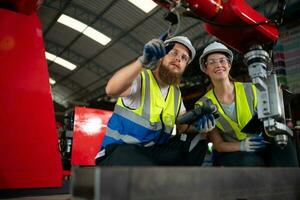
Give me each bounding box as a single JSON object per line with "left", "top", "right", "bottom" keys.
{"left": 195, "top": 82, "right": 257, "bottom": 141}
{"left": 102, "top": 69, "right": 181, "bottom": 148}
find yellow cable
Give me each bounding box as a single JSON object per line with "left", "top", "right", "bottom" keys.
{"left": 264, "top": 126, "right": 274, "bottom": 137}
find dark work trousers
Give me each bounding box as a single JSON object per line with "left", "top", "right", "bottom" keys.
{"left": 264, "top": 136, "right": 298, "bottom": 167}
{"left": 213, "top": 136, "right": 299, "bottom": 167}
{"left": 95, "top": 135, "right": 208, "bottom": 166}
{"left": 213, "top": 151, "right": 265, "bottom": 167}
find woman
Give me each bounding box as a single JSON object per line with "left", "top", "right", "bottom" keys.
{"left": 195, "top": 41, "right": 298, "bottom": 166}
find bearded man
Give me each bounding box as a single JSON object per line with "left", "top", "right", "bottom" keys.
{"left": 95, "top": 35, "right": 215, "bottom": 166}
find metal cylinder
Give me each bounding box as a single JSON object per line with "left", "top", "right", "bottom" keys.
{"left": 274, "top": 134, "right": 288, "bottom": 149}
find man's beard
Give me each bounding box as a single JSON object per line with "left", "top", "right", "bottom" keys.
{"left": 158, "top": 61, "right": 182, "bottom": 85}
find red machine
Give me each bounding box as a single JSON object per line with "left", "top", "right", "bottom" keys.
{"left": 154, "top": 0, "right": 279, "bottom": 53}
{"left": 0, "top": 0, "right": 62, "bottom": 189}
{"left": 71, "top": 107, "right": 112, "bottom": 166}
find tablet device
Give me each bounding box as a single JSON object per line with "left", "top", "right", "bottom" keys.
{"left": 241, "top": 113, "right": 264, "bottom": 134}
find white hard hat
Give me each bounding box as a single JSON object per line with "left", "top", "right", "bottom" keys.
{"left": 164, "top": 36, "right": 196, "bottom": 64}
{"left": 199, "top": 41, "right": 233, "bottom": 71}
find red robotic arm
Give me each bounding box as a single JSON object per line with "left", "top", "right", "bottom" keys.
{"left": 154, "top": 0, "right": 279, "bottom": 53}
{"left": 156, "top": 0, "right": 292, "bottom": 146}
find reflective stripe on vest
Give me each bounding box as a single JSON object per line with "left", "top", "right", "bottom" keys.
{"left": 142, "top": 69, "right": 151, "bottom": 119}
{"left": 106, "top": 127, "right": 141, "bottom": 144}
{"left": 195, "top": 82, "right": 256, "bottom": 141}
{"left": 104, "top": 69, "right": 181, "bottom": 146}
{"left": 114, "top": 105, "right": 162, "bottom": 130}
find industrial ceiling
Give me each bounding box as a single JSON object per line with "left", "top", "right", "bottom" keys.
{"left": 38, "top": 0, "right": 300, "bottom": 113}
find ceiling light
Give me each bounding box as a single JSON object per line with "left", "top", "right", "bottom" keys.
{"left": 45, "top": 52, "right": 56, "bottom": 61}
{"left": 57, "top": 14, "right": 87, "bottom": 32}
{"left": 49, "top": 78, "right": 56, "bottom": 85}
{"left": 128, "top": 0, "right": 157, "bottom": 13}
{"left": 54, "top": 57, "right": 77, "bottom": 70}
{"left": 45, "top": 51, "right": 77, "bottom": 70}
{"left": 57, "top": 14, "right": 111, "bottom": 46}
{"left": 83, "top": 27, "right": 111, "bottom": 45}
